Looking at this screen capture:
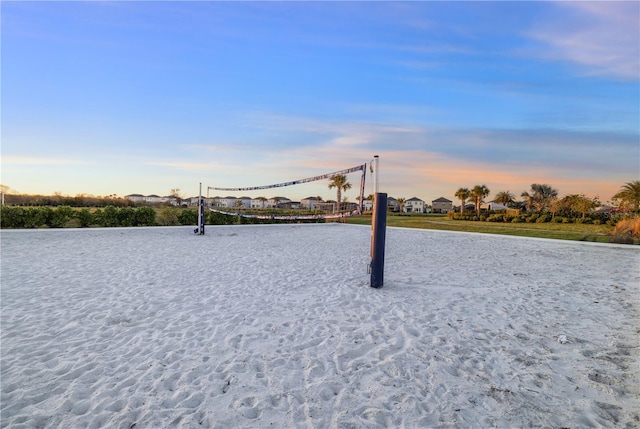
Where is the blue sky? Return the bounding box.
[2,1,638,204]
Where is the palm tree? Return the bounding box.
[257,196,268,209]
[328,174,352,213]
[613,180,640,213]
[522,183,558,212]
[470,185,490,216]
[520,191,534,212]
[454,188,471,214]
[494,191,515,208]
[396,197,406,213]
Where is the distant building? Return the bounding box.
[301,197,326,210]
[485,201,509,211]
[387,197,399,212]
[404,197,425,213]
[124,194,178,205]
[432,197,452,213]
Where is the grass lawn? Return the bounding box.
[346,213,615,243]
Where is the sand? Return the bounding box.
[1,224,639,428]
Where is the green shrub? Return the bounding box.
[511,217,523,223]
[47,206,74,228]
[158,208,179,226]
[76,208,93,227]
[24,207,51,228]
[487,214,504,222]
[536,214,551,223]
[101,206,119,227]
[118,207,136,227]
[134,207,156,226]
[0,206,25,228]
[178,209,198,225]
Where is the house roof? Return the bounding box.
[432,197,452,203]
[407,197,424,202]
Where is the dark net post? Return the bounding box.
[197,197,205,235]
[370,192,387,288]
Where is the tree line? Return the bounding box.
[450,181,640,224]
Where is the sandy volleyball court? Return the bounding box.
[1,224,639,428]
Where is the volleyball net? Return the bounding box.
[206,164,367,221]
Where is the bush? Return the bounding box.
[178,209,198,225]
[526,214,539,223]
[101,206,120,227]
[118,207,136,227]
[536,214,551,223]
[158,208,179,226]
[207,211,235,225]
[76,208,93,227]
[609,218,640,244]
[511,217,523,223]
[25,207,51,228]
[47,206,74,228]
[0,206,25,228]
[134,207,156,226]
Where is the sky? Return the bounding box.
[2,1,639,204]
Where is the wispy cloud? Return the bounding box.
[527,2,639,80]
[1,155,94,166]
[225,112,637,201]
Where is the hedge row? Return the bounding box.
[0,206,326,229]
[447,211,614,225]
[0,206,159,228]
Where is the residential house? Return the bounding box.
[387,197,399,212]
[125,194,145,203]
[218,196,238,208]
[404,197,425,213]
[237,196,252,209]
[251,197,269,209]
[485,201,509,211]
[124,194,178,205]
[432,197,453,213]
[268,197,291,208]
[301,197,323,210]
